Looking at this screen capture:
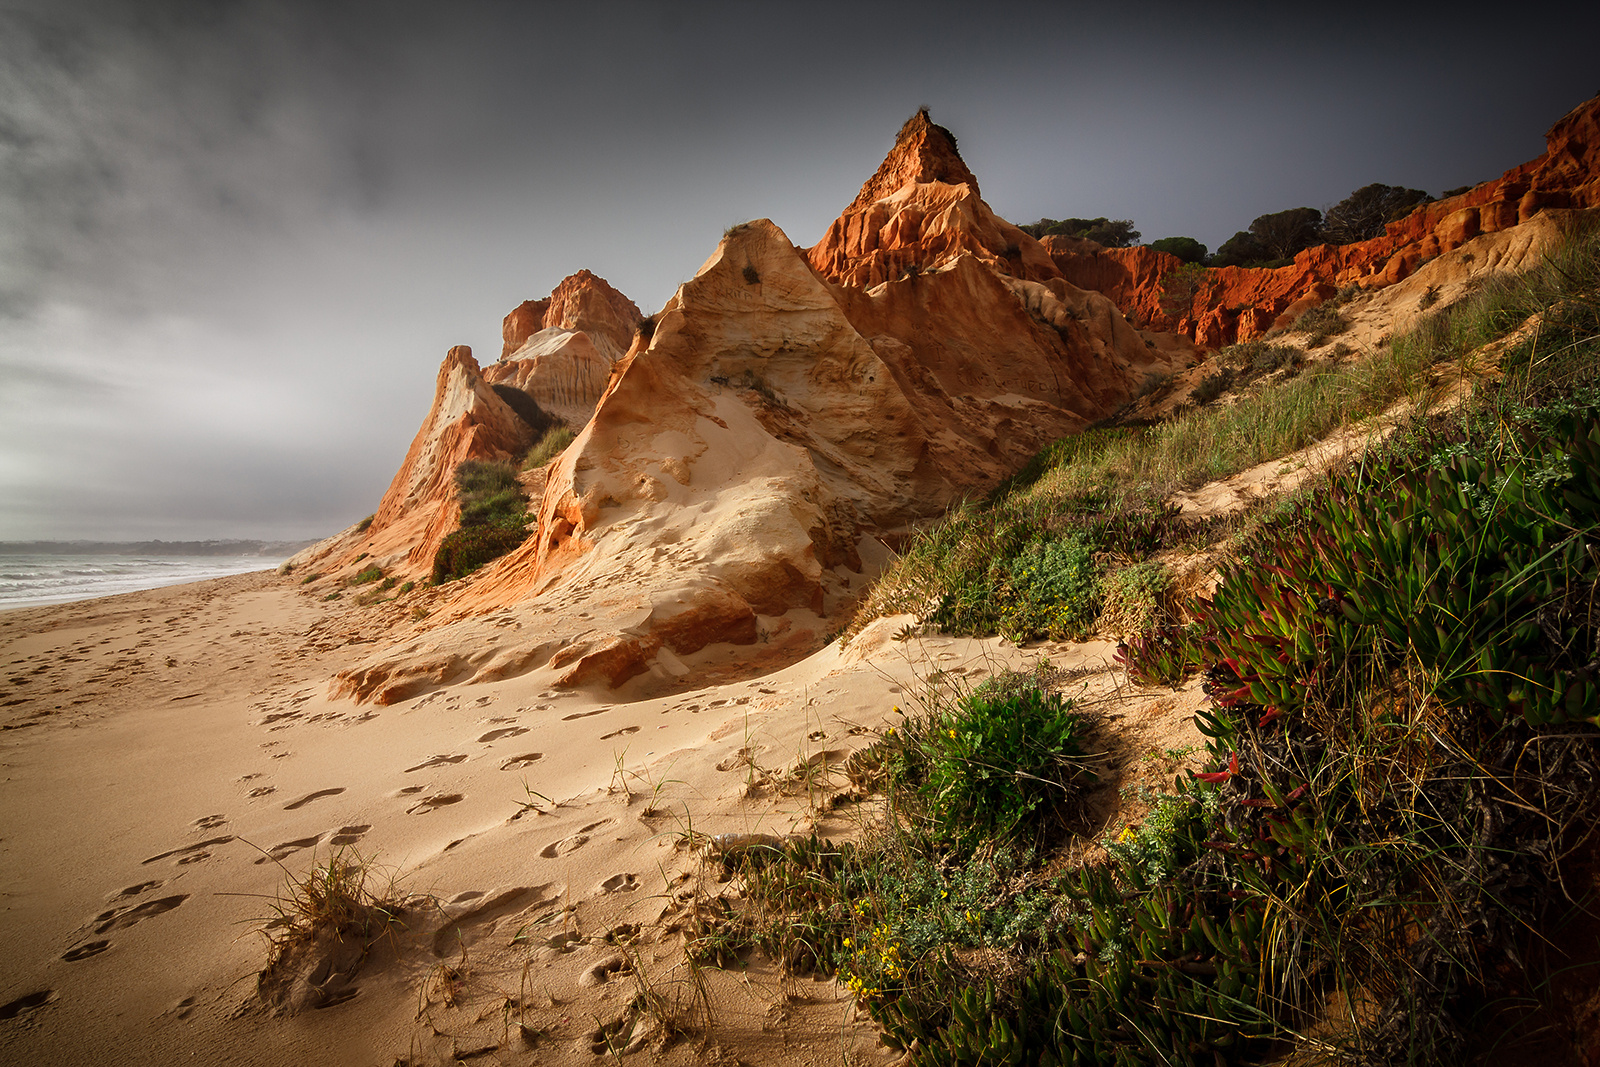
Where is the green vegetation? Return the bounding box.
[1321,182,1433,244]
[724,220,1600,1063]
[914,682,1095,847]
[523,425,575,470]
[1212,206,1323,268]
[430,458,531,584]
[1019,217,1140,247]
[346,564,383,586]
[1147,235,1207,263]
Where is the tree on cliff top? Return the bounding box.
[1148,236,1207,264]
[1322,183,1434,244]
[1019,217,1141,247]
[1212,207,1323,267]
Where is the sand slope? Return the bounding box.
[0,570,1203,1066]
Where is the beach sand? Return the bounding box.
[0,569,1204,1066]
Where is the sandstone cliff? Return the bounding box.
[1052,94,1600,348]
[489,270,643,427]
[326,111,1191,701]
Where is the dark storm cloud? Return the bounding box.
[2,0,1598,540]
[0,0,384,318]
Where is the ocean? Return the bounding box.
[0,552,289,610]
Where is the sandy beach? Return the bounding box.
[0,567,1205,1066]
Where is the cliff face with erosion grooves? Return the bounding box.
[1050,93,1600,348]
[293,271,640,587]
[355,346,534,575]
[324,112,1190,703]
[489,270,643,428]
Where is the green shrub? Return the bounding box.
[431,525,530,585]
[347,564,383,586]
[1149,235,1207,264]
[1292,299,1349,345]
[1096,560,1170,636]
[1191,367,1234,404]
[914,685,1094,846]
[431,458,531,582]
[1200,409,1600,729]
[997,534,1100,642]
[523,425,575,470]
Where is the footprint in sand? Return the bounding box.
[247,785,277,798]
[406,793,463,815]
[142,836,233,866]
[405,754,466,772]
[475,726,527,743]
[538,820,611,858]
[113,881,163,899]
[600,726,639,740]
[192,814,227,830]
[498,752,543,771]
[430,885,557,958]
[254,835,324,865]
[61,940,110,962]
[560,708,608,721]
[0,990,54,1021]
[328,824,370,846]
[91,895,188,934]
[597,873,638,894]
[579,954,630,987]
[283,787,345,810]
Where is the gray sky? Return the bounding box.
[2,0,1595,540]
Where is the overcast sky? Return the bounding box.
[2,0,1595,541]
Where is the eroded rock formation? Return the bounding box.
[490,270,643,428]
[1052,94,1600,348]
[322,110,1190,700]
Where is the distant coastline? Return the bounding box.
[0,542,317,609]
[0,538,317,557]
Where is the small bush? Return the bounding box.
[1096,561,1170,636]
[299,572,323,585]
[431,525,530,585]
[431,458,531,582]
[398,581,414,594]
[742,264,761,285]
[1293,299,1350,345]
[524,425,575,470]
[997,534,1101,642]
[355,514,373,533]
[914,684,1095,846]
[1191,367,1234,404]
[347,564,383,586]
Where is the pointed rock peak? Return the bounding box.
[501,270,643,359]
[849,108,979,210]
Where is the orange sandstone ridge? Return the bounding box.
[300,111,1188,701]
[299,96,1600,701]
[1053,94,1600,348]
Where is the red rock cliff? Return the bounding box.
[1052,94,1600,348]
